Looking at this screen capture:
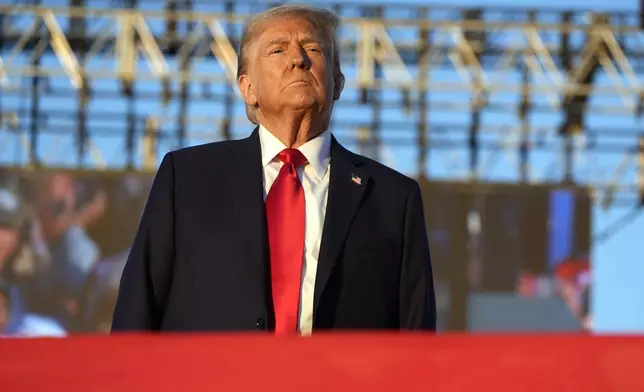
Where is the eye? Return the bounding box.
[270,49,283,55]
[307,47,321,53]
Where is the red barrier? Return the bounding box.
[1,334,643,391]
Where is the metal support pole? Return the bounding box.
[416,7,430,179]
[465,9,484,180]
[29,18,44,168]
[123,0,137,169]
[519,62,530,182]
[125,90,136,169]
[519,11,536,183]
[222,1,234,141]
[177,58,189,148]
[468,104,481,178]
[369,6,383,163]
[561,11,575,184]
[71,0,87,167]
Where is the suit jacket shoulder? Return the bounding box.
[169,136,247,168]
[339,146,420,197]
[164,133,259,189]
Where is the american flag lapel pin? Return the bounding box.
[351,174,362,185]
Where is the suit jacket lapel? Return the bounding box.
[227,127,271,305]
[314,137,370,311]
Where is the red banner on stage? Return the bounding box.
[1,334,643,391]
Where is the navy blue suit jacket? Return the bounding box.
[111,128,436,332]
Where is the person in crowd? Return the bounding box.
[554,257,590,330]
[0,186,51,314]
[0,278,66,337]
[33,173,102,329]
[79,250,128,332]
[0,186,26,282]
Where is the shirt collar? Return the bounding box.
[258,124,331,180]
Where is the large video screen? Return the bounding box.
[421,180,592,332]
[0,169,591,336]
[0,169,151,336]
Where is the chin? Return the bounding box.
[285,97,318,111]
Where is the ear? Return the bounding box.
[237,74,258,106]
[333,71,345,101]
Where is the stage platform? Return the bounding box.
[1,334,643,391]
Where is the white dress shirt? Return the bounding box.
[258,125,331,335]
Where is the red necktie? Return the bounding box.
[266,148,308,334]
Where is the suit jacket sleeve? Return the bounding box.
[111,153,176,331]
[399,182,437,330]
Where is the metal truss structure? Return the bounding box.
[1,1,644,208]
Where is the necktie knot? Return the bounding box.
[277,148,308,167]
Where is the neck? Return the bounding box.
[257,110,328,148]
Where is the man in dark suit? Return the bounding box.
[111,4,435,334]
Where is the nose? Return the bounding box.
[291,47,311,69]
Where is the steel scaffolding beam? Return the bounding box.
[0,2,643,207]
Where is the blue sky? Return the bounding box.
[1,0,641,332]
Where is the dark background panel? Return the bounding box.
[573,194,592,259]
[419,181,471,331]
[418,181,592,331]
[479,187,550,292]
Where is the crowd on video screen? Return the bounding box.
[0,169,592,336]
[0,169,151,336]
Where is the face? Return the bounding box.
[0,227,19,269]
[0,292,8,332]
[36,174,76,240]
[238,17,342,121]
